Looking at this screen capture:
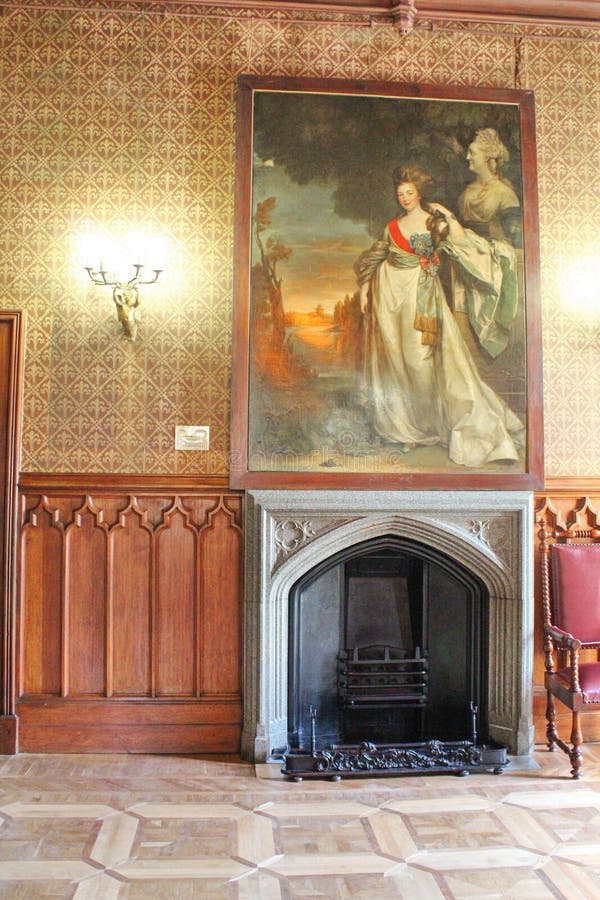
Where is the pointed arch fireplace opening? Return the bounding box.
[242,490,534,764]
[288,535,489,753]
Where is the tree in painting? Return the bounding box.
[251,197,318,387]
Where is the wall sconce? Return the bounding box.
[79,228,168,341]
[84,263,162,342]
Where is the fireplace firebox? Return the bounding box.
[288,537,488,753]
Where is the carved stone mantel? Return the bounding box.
[243,490,534,762]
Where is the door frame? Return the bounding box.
[0,310,25,753]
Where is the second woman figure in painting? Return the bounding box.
[355,164,524,468]
[458,127,522,246]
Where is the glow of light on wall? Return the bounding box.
[556,251,600,326]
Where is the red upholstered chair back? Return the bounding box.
[550,544,600,644]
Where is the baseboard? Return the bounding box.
[0,715,18,754]
[17,724,241,754]
[16,698,242,753]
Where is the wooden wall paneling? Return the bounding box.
[0,311,25,753]
[109,501,152,696]
[16,481,244,754]
[65,500,107,696]
[19,500,63,697]
[199,499,243,696]
[155,502,198,697]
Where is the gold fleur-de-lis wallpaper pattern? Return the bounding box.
[0,1,598,476]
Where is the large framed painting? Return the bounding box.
[230,76,543,489]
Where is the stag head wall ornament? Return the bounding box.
[85,263,162,341]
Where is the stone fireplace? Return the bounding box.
[242,490,534,762]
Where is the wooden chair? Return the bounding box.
[539,520,600,778]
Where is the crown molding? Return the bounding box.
[141,0,600,26]
[4,1,598,26]
[395,0,600,26]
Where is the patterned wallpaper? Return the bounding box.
[0,1,598,476]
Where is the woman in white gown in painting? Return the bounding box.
[355,165,524,468]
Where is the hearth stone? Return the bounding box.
[242,490,534,762]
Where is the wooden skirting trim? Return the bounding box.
[17,698,242,753]
[0,716,18,755]
[17,697,243,725]
[17,724,241,754]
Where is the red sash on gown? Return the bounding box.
[387,218,414,253]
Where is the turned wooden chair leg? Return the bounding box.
[545,691,558,750]
[569,711,583,779]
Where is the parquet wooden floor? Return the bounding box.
[0,744,599,898]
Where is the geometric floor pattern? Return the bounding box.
[1,745,600,898]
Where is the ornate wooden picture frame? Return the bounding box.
[230,75,543,489]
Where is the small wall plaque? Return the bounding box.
[175,425,210,451]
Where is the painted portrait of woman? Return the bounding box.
[355,164,524,467]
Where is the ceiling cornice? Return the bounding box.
[395,0,599,19]
[391,0,600,25]
[148,0,600,26]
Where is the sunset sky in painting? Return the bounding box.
[251,162,370,314]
